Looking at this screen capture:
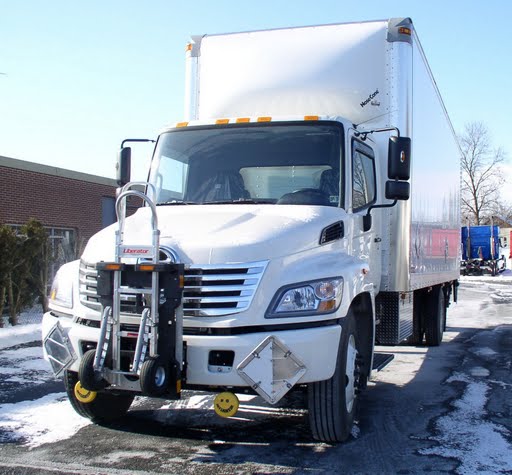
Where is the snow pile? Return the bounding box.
[489,290,512,304]
[0,346,53,385]
[460,272,512,303]
[0,392,91,447]
[419,373,512,474]
[0,323,42,351]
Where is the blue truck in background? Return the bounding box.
[461,225,507,276]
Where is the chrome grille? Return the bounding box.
[79,260,138,312]
[79,260,268,317]
[79,261,101,311]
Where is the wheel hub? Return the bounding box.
[345,334,358,412]
[154,366,166,387]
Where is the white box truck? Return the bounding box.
[42,18,461,442]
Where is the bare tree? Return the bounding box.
[460,122,507,225]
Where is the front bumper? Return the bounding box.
[42,312,341,390]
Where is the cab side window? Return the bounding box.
[352,143,376,211]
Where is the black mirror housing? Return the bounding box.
[388,136,411,180]
[117,147,132,186]
[385,180,410,200]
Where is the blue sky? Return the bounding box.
[1,0,511,182]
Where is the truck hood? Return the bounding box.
[83,204,346,264]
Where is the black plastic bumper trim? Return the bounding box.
[183,318,341,336]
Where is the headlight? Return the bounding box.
[266,277,343,318]
[49,267,74,309]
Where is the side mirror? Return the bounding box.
[116,147,131,186]
[388,136,411,180]
[385,180,410,200]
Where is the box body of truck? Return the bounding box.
[42,18,460,442]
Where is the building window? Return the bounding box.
[47,227,76,278]
[9,224,76,282]
[102,196,116,228]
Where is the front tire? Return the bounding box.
[65,370,134,423]
[308,313,361,442]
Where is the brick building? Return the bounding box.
[0,155,118,266]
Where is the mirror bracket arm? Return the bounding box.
[362,200,398,232]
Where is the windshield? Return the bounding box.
[148,122,344,207]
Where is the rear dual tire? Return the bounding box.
[425,286,446,346]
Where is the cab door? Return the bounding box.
[349,136,380,286]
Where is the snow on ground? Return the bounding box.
[419,373,512,475]
[0,392,91,447]
[0,346,52,385]
[0,323,42,351]
[0,314,92,447]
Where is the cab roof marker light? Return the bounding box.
[216,118,230,124]
[236,118,250,123]
[398,27,412,35]
[257,117,272,122]
[185,43,193,52]
[304,115,319,121]
[176,122,189,128]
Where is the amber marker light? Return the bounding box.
[179,275,185,288]
[318,300,336,312]
[257,116,272,122]
[398,27,412,35]
[185,43,193,52]
[139,264,155,271]
[176,122,189,128]
[104,263,122,271]
[304,115,319,121]
[236,117,250,123]
[216,118,230,124]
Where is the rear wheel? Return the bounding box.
[425,286,446,346]
[308,313,361,442]
[64,370,134,423]
[408,292,425,345]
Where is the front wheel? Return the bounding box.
[64,370,134,423]
[308,313,361,442]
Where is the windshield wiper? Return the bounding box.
[156,200,198,206]
[202,198,276,205]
